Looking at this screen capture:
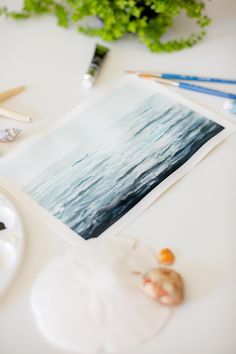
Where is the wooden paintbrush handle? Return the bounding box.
[0,86,26,102]
[0,107,31,122]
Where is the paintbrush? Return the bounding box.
[132,74,236,100]
[0,107,31,123]
[0,86,31,122]
[0,86,26,102]
[126,70,236,84]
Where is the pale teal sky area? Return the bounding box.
[1,80,170,186]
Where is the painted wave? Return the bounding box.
[24,95,224,239]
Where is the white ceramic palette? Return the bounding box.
[0,191,24,297]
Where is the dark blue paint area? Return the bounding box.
[24,95,224,239]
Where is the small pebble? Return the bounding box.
[157,248,175,265]
[142,267,184,306]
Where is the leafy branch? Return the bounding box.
[0,0,211,52]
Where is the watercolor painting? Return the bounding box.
[0,80,225,239]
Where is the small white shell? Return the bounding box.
[0,128,21,142]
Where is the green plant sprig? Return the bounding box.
[0,0,211,52]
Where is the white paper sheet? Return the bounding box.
[0,76,234,243]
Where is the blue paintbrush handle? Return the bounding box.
[162,73,236,84]
[178,82,236,99]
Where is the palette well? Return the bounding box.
[0,191,24,297]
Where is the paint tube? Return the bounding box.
[83,44,109,88]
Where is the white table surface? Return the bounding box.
[0,1,236,353]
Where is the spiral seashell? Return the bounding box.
[0,128,21,142]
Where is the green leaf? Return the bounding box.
[0,0,211,53]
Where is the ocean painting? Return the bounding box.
[19,86,224,239]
